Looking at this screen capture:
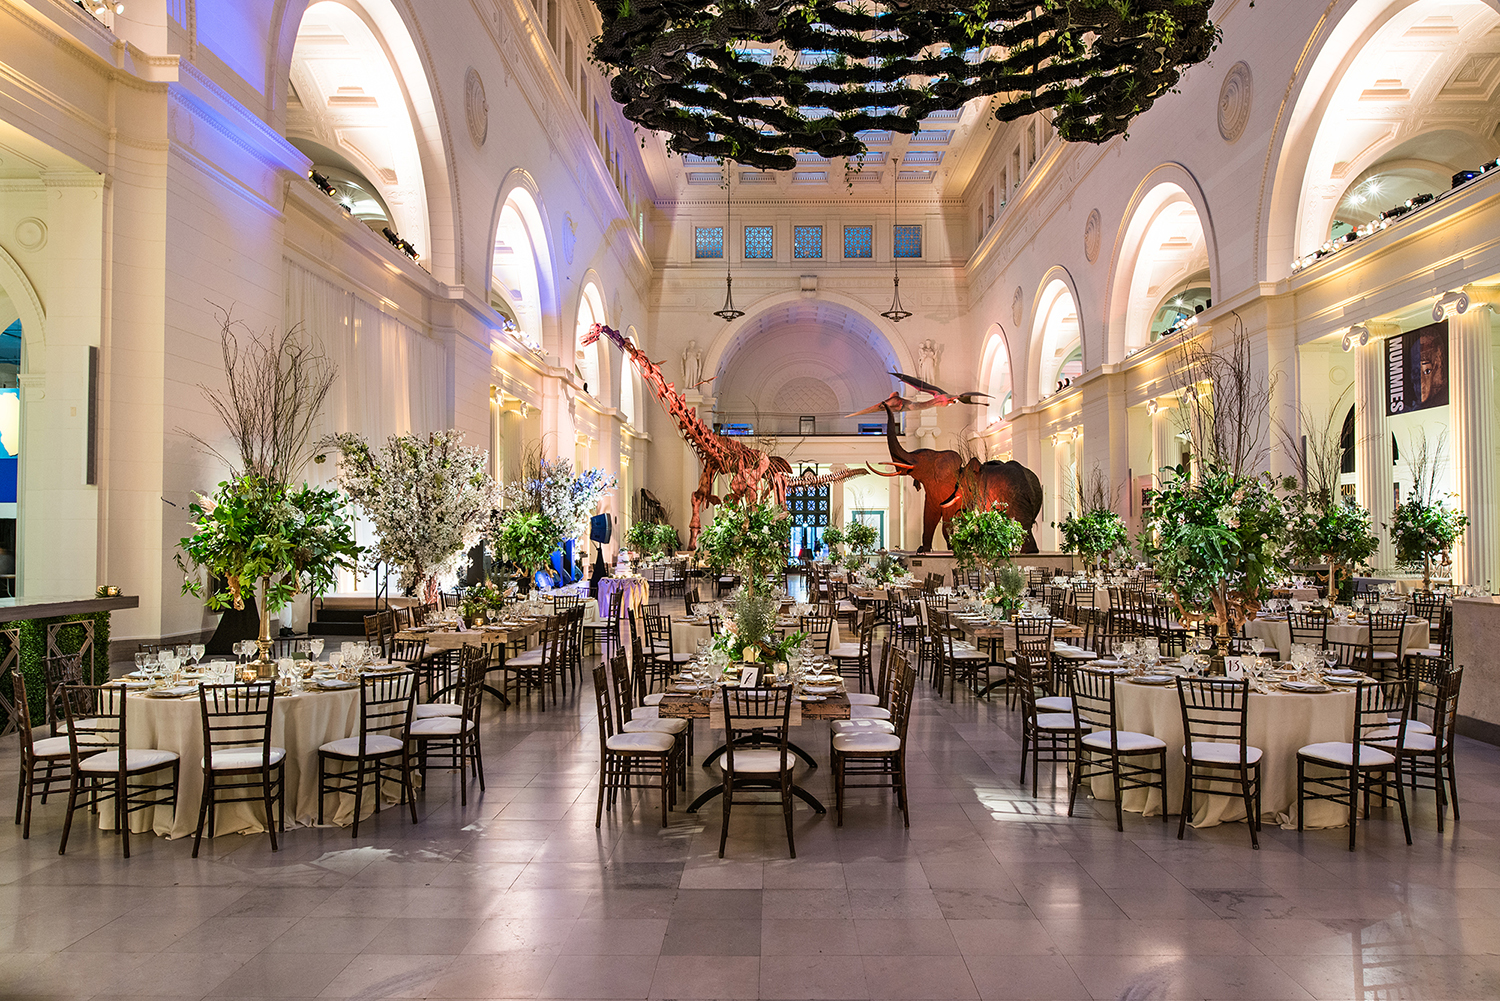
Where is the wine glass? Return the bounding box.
[133,652,147,674]
[310,637,325,661]
[1250,636,1267,662]
[1323,648,1340,674]
[190,643,206,667]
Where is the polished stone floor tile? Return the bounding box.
[3,619,1500,1000]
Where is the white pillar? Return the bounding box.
[1450,304,1497,588]
[1151,403,1178,487]
[1355,338,1394,571]
[1266,311,1299,482]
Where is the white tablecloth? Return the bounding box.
[1088,679,1355,829]
[597,575,649,619]
[116,680,368,839]
[1244,618,1430,660]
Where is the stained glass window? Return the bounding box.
[744,226,773,259]
[793,225,823,259]
[843,225,872,259]
[694,226,723,259]
[893,224,922,259]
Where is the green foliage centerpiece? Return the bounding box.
[176,314,362,671]
[948,503,1027,584]
[1284,494,1379,602]
[491,510,564,594]
[1387,431,1468,589]
[699,499,802,673]
[1056,509,1129,576]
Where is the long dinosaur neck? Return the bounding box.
[592,323,722,456]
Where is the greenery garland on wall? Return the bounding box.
[591,0,1219,170]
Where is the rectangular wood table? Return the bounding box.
[657,689,850,814]
[395,620,546,706]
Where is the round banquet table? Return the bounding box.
[110,675,407,839]
[671,616,842,655]
[1087,678,1356,829]
[1243,617,1430,660]
[597,575,649,619]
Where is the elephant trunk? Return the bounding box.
[884,404,916,467]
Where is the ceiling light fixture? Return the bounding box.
[712,164,744,322]
[881,158,911,323]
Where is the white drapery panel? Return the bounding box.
[284,260,448,593]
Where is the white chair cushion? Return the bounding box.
[1036,696,1072,712]
[1367,730,1441,752]
[631,706,661,719]
[1387,716,1432,734]
[29,735,72,758]
[642,693,664,706]
[849,705,891,720]
[846,693,880,706]
[506,650,545,666]
[950,649,989,661]
[624,717,687,735]
[1054,649,1096,661]
[653,652,695,665]
[1370,651,1398,661]
[829,643,862,659]
[320,734,405,757]
[1081,730,1166,753]
[414,703,463,718]
[1297,741,1397,767]
[833,732,902,753]
[606,731,674,753]
[204,746,287,770]
[830,718,895,735]
[717,748,789,773]
[1184,741,1262,765]
[410,716,473,736]
[79,748,179,773]
[1034,713,1075,731]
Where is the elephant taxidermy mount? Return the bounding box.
[869,405,1043,554]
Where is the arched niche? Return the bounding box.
[278,0,459,283]
[1105,169,1217,361]
[708,298,906,435]
[1261,0,1500,277]
[978,324,1014,425]
[1028,271,1085,404]
[489,176,558,356]
[574,280,607,401]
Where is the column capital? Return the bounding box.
[1462,284,1500,308]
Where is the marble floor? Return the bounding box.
[3,636,1500,1001]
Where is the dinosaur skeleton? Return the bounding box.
[583,323,864,547]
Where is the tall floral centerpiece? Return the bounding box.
[319,430,498,603]
[1144,464,1288,670]
[699,498,801,671]
[176,315,362,669]
[1284,492,1379,601]
[948,504,1027,584]
[491,510,563,595]
[500,455,615,586]
[1390,500,1467,590]
[1055,508,1129,576]
[821,525,845,561]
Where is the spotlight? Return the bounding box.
[1433,290,1470,322]
[1340,325,1370,352]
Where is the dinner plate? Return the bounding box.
[797,694,827,702]
[1324,669,1362,678]
[1130,675,1177,685]
[804,675,839,684]
[145,686,197,698]
[314,679,356,690]
[1324,675,1367,686]
[1091,659,1121,667]
[1280,681,1332,693]
[1091,666,1130,675]
[803,684,839,694]
[672,683,710,692]
[116,680,153,689]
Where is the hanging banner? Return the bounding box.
[1386,319,1449,415]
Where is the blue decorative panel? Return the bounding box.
[793,225,823,259]
[694,226,723,259]
[844,226,872,259]
[744,226,773,259]
[893,224,922,259]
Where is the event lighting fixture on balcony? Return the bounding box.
[589,1,1218,170]
[713,168,744,321]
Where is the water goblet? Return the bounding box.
[134,652,147,674]
[190,643,206,667]
[310,637,325,661]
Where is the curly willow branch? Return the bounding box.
[591,0,1219,170]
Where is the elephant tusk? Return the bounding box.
[865,462,911,478]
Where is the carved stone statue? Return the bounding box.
[682,340,703,388]
[917,339,939,388]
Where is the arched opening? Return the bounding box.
[1033,278,1083,399]
[574,283,606,399]
[979,325,1014,425]
[491,188,551,354]
[285,0,449,273]
[1110,181,1213,357]
[712,300,902,435]
[1265,0,1500,276]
